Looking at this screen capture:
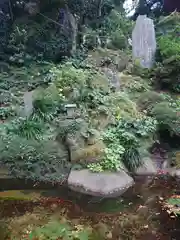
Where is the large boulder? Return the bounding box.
[67,169,134,197]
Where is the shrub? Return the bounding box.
[110,30,127,49]
[6,117,46,140]
[152,34,180,92]
[151,102,180,135]
[109,92,140,119]
[137,91,164,112]
[46,62,90,89]
[32,84,65,121]
[88,115,157,172]
[0,132,69,181]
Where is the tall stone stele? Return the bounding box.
[132,14,156,69]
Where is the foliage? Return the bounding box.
[120,74,150,94]
[110,29,128,49]
[88,116,157,172]
[46,62,90,89]
[32,84,65,121]
[46,62,113,112]
[102,9,133,37]
[5,117,46,140]
[137,91,164,112]
[151,101,180,135]
[99,9,133,49]
[0,105,16,120]
[7,15,73,62]
[28,220,90,240]
[109,92,140,119]
[0,61,54,93]
[152,15,180,93]
[0,132,69,181]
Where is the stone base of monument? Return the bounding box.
[67,169,134,198]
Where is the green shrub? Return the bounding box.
[88,116,157,172]
[137,91,164,112]
[102,10,133,38]
[6,117,46,140]
[0,133,69,181]
[152,34,180,92]
[47,62,90,89]
[151,102,180,135]
[111,30,127,49]
[32,84,64,121]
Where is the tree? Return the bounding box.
[132,0,180,20]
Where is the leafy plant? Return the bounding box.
[111,29,127,49]
[46,62,90,89]
[0,132,69,181]
[88,116,157,172]
[152,29,180,92]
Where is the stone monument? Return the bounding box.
[132,15,156,69]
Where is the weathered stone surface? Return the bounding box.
[68,169,134,197]
[86,129,101,145]
[102,67,120,90]
[132,15,156,69]
[135,157,158,175]
[23,91,34,117]
[84,48,129,71]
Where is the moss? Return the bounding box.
[110,92,140,119]
[85,48,129,70]
[71,140,106,163]
[120,74,150,93]
[0,191,41,201]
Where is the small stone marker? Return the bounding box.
[102,67,120,91]
[23,91,34,117]
[132,15,156,69]
[65,104,77,118]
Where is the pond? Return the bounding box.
[0,176,179,240]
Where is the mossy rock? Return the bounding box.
[84,48,129,71]
[119,73,150,93]
[109,92,140,119]
[91,71,110,92]
[70,140,106,163]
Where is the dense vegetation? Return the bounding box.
[0,1,180,240]
[0,0,179,181]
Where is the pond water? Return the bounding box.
[0,176,179,240]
